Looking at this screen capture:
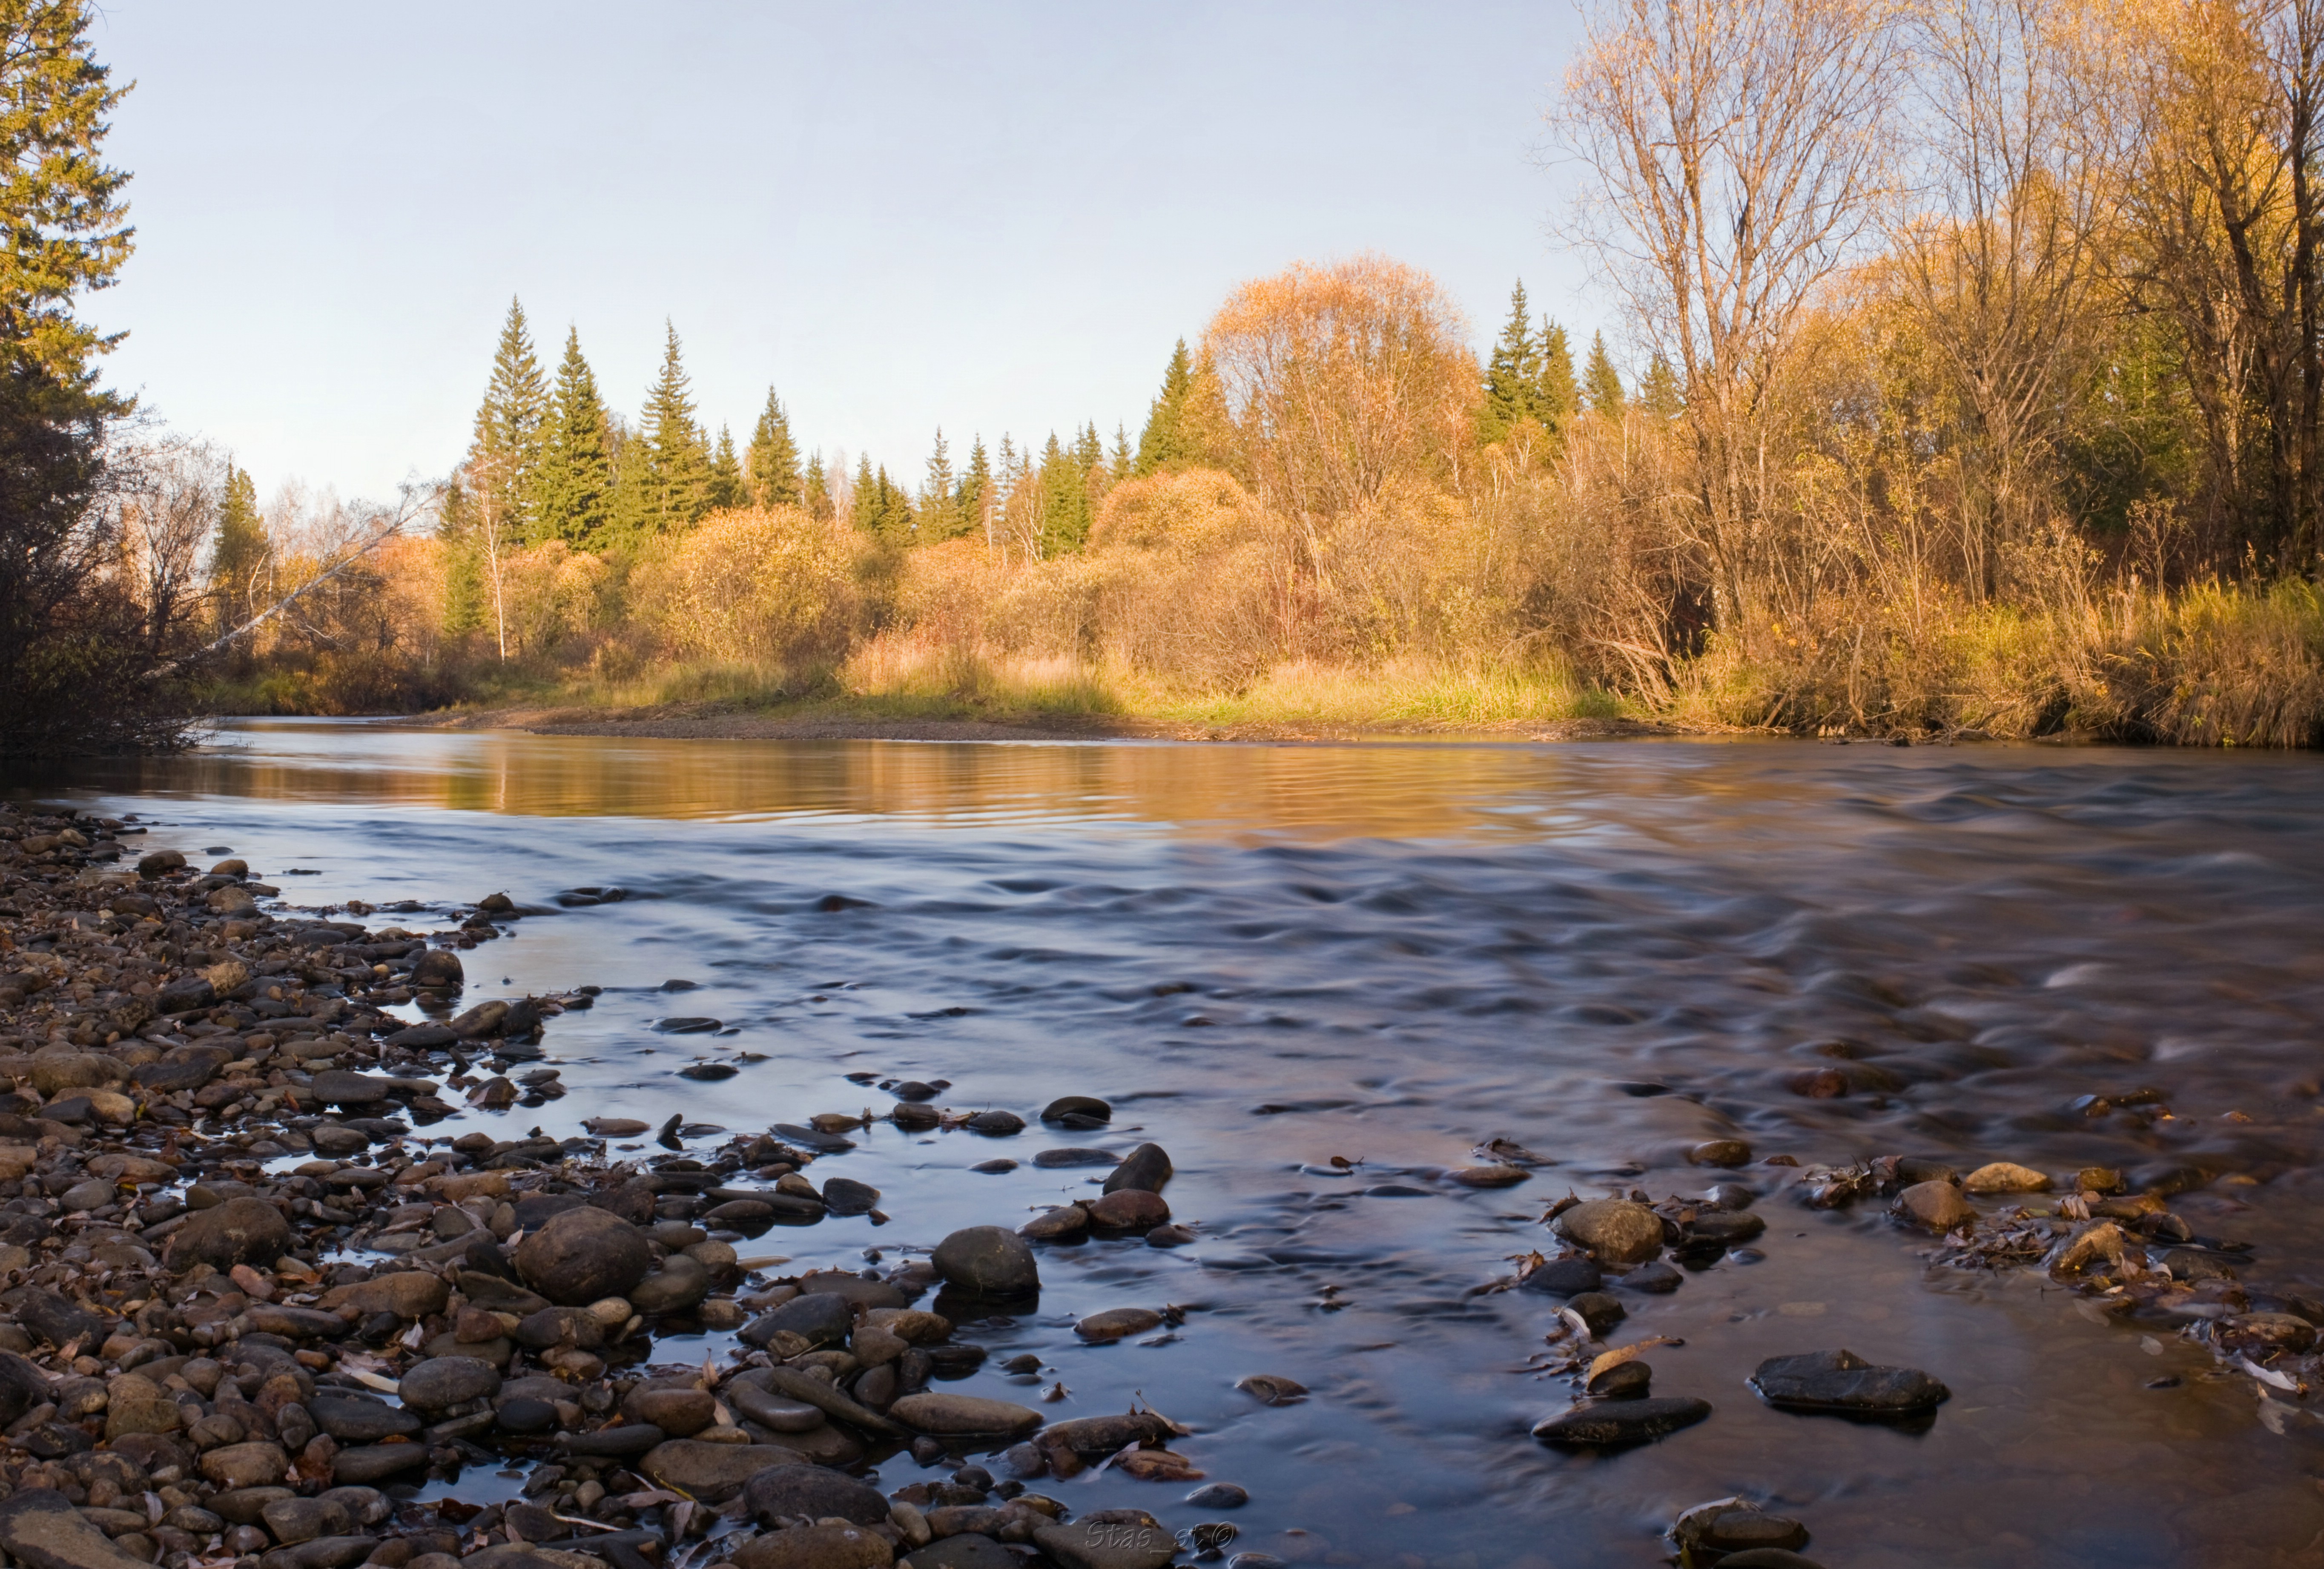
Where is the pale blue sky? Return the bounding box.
[94,3,1597,502]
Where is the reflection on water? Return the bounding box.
[23,721,2324,1569]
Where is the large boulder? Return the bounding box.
[930,1227,1039,1297]
[514,1206,651,1306]
[165,1198,291,1273]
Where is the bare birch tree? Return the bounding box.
[1552,0,1904,630]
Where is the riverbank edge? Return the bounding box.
[408,703,1718,745]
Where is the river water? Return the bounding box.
[22,721,2324,1569]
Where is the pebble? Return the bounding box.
[1447,1164,1530,1187]
[743,1462,893,1526]
[1586,1360,1652,1399]
[1962,1161,2052,1195]
[1688,1139,1752,1167]
[887,1391,1045,1435]
[1019,1205,1090,1241]
[731,1523,895,1569]
[1041,1095,1113,1126]
[964,1110,1025,1137]
[1522,1256,1603,1296]
[1553,1199,1665,1264]
[1235,1374,1307,1406]
[1086,1188,1170,1231]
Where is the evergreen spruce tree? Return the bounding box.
[956,435,990,539]
[1537,321,1580,435]
[919,428,959,540]
[634,322,713,534]
[1479,282,1543,445]
[535,327,613,550]
[1134,339,1195,474]
[1037,433,1091,554]
[708,425,746,512]
[1583,333,1627,418]
[1639,353,1683,417]
[1072,422,1104,473]
[209,464,267,628]
[1111,423,1132,477]
[852,454,878,533]
[746,388,804,508]
[469,298,548,536]
[1182,349,1240,477]
[804,448,832,520]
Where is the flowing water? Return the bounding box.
[22,720,2324,1568]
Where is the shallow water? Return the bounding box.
[23,721,2324,1568]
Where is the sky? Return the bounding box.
[92,2,1599,504]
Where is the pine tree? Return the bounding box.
[1182,348,1240,477]
[852,454,878,533]
[535,327,613,549]
[1479,282,1543,445]
[1036,432,1091,553]
[633,322,713,534]
[1537,321,1580,435]
[804,448,832,520]
[209,464,267,626]
[1584,333,1627,418]
[1111,423,1132,477]
[709,425,746,512]
[458,298,548,540]
[956,435,990,540]
[1134,339,1196,475]
[746,388,803,508]
[1639,353,1683,417]
[919,428,959,540]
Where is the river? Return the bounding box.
[21,719,2324,1569]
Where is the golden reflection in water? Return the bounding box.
[66,719,1673,839]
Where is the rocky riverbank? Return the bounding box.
[0,802,1224,1569]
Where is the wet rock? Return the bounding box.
[728,1382,829,1434]
[261,1497,351,1546]
[1587,1361,1651,1399]
[1675,1500,1812,1559]
[1567,1291,1626,1337]
[0,1486,155,1569]
[1962,1161,2051,1195]
[931,1226,1039,1297]
[514,1205,651,1305]
[822,1177,881,1215]
[1554,1200,1664,1264]
[1235,1375,1306,1406]
[514,1306,605,1350]
[1146,1223,1196,1247]
[165,1197,292,1272]
[155,976,215,1014]
[1032,1520,1177,1569]
[306,1396,419,1444]
[732,1525,893,1569]
[410,950,464,989]
[1689,1139,1752,1167]
[1716,1554,1827,1569]
[201,1440,290,1489]
[1041,1096,1112,1126]
[495,1398,557,1434]
[1018,1206,1088,1241]
[743,1463,892,1527]
[319,1273,447,1319]
[743,1292,855,1350]
[329,1444,431,1484]
[1186,1483,1248,1509]
[641,1441,812,1503]
[1748,1349,1950,1416]
[888,1392,1043,1436]
[2050,1221,2129,1277]
[2221,1312,2319,1355]
[1100,1143,1172,1195]
[964,1110,1024,1137]
[1086,1189,1169,1231]
[396,1357,502,1413]
[1447,1165,1529,1188]
[1076,1308,1162,1343]
[1531,1397,1712,1447]
[1521,1256,1602,1296]
[625,1386,717,1436]
[903,1537,1017,1569]
[137,848,185,877]
[628,1255,712,1315]
[1894,1180,1973,1232]
[1683,1211,1766,1247]
[306,1069,396,1108]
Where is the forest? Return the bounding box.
[15,0,2324,751]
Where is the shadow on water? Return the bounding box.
[18,719,2324,1568]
